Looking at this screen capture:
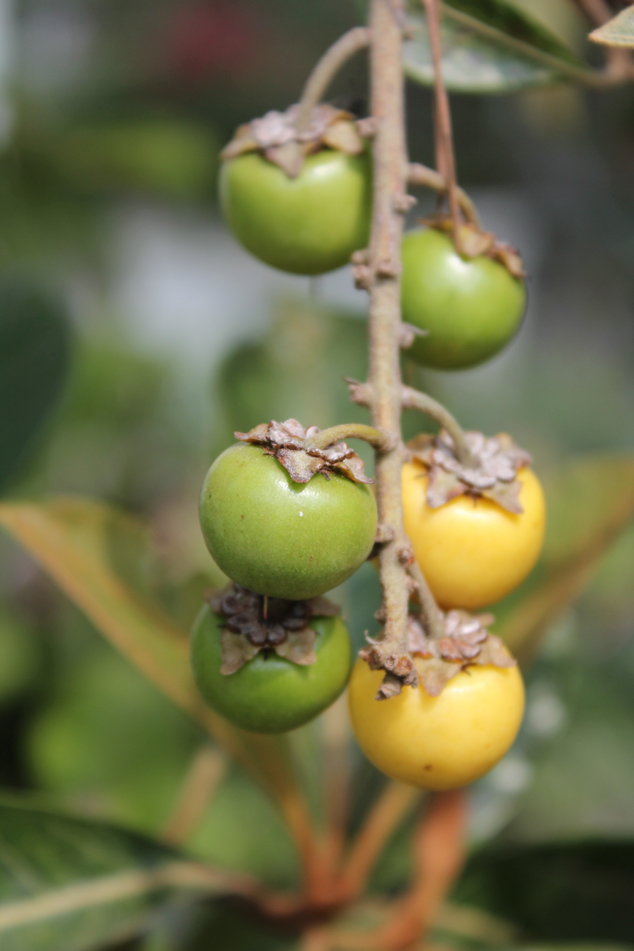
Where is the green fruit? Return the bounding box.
[191,604,352,733]
[401,229,527,370]
[199,443,377,600]
[219,149,372,275]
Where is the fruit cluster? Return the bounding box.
[191,102,546,791]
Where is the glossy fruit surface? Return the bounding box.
[348,656,524,789]
[219,149,372,275]
[200,444,377,600]
[191,604,352,733]
[402,462,545,610]
[401,229,526,370]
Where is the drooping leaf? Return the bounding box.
[403,0,591,93]
[454,839,634,943]
[0,281,72,493]
[495,455,634,662]
[0,500,315,850]
[0,794,244,951]
[590,7,634,48]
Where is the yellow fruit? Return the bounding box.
[402,462,546,609]
[348,657,525,789]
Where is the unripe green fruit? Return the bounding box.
[219,149,372,275]
[191,604,352,733]
[401,229,527,370]
[199,444,378,600]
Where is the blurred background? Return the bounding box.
[0,0,633,942]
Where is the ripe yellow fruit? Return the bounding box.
[348,657,525,789]
[402,462,546,609]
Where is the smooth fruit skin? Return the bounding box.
[191,604,352,733]
[401,229,526,370]
[200,444,378,600]
[402,463,545,610]
[219,150,372,275]
[348,657,525,789]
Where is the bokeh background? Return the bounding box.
[0,0,633,947]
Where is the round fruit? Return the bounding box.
[219,149,372,275]
[348,656,524,789]
[191,604,352,733]
[199,443,378,600]
[401,229,526,370]
[402,462,545,610]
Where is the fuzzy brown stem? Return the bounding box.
[308,423,392,451]
[295,27,372,133]
[408,561,445,640]
[401,386,475,466]
[423,0,463,251]
[407,162,480,227]
[366,0,411,662]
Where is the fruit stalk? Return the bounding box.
[307,423,392,452]
[401,386,476,466]
[295,26,372,134]
[423,0,462,250]
[407,162,480,227]
[365,0,412,661]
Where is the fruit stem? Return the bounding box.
[364,0,412,664]
[408,561,445,640]
[407,162,480,228]
[295,26,372,134]
[401,386,476,467]
[308,423,392,452]
[423,0,463,253]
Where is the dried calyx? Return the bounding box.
[360,639,419,701]
[208,584,340,675]
[221,103,368,178]
[408,429,531,514]
[236,418,373,485]
[407,610,515,696]
[425,213,526,279]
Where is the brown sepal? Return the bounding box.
[360,638,419,700]
[408,611,515,697]
[220,630,260,675]
[236,418,373,485]
[422,214,527,280]
[275,628,317,666]
[209,583,340,675]
[408,429,531,514]
[221,104,366,177]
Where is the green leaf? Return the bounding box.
[403,0,590,93]
[0,500,316,851]
[454,839,634,943]
[0,794,237,951]
[495,455,634,663]
[0,281,71,493]
[590,7,634,48]
[51,120,219,200]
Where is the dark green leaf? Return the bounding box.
[454,839,634,943]
[0,795,239,951]
[0,281,71,492]
[403,0,590,93]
